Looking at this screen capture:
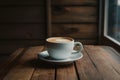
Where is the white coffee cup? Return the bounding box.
[46,37,83,59]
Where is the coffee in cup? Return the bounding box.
[46,37,83,59]
[47,37,72,43]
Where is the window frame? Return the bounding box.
[104,0,120,46]
[99,0,120,52]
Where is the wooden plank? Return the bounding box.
[0,39,96,55]
[52,0,97,6]
[0,24,46,39]
[0,40,45,45]
[51,24,97,38]
[0,45,24,54]
[76,39,97,45]
[46,0,52,37]
[31,46,55,80]
[101,46,120,62]
[75,46,102,80]
[52,6,97,23]
[0,48,24,80]
[0,0,45,5]
[102,37,120,52]
[0,7,45,23]
[0,55,9,64]
[84,45,120,80]
[56,64,78,80]
[101,46,120,74]
[3,46,44,80]
[0,40,45,54]
[31,61,55,80]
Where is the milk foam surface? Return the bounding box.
[47,37,72,43]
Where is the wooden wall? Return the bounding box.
[0,0,98,55]
[50,0,98,44]
[0,0,46,54]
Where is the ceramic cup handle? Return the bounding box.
[74,42,83,53]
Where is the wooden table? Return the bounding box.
[0,45,120,80]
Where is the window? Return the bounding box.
[104,0,120,46]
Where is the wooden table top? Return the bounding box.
[0,45,120,80]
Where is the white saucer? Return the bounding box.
[38,50,83,63]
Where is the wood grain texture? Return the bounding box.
[75,46,102,80]
[0,45,120,80]
[52,6,97,23]
[0,0,45,5]
[84,45,120,80]
[51,24,97,38]
[101,46,120,73]
[101,46,120,61]
[31,61,55,80]
[0,40,45,54]
[0,7,45,23]
[56,64,78,80]
[0,45,24,54]
[76,39,97,45]
[0,55,9,64]
[3,46,44,80]
[46,0,52,37]
[52,0,97,6]
[28,46,55,80]
[0,48,24,80]
[0,24,46,39]
[0,0,46,56]
[102,37,120,52]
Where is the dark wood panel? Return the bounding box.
[0,0,45,5]
[52,24,97,39]
[0,45,22,54]
[76,39,97,45]
[0,55,9,64]
[46,0,52,37]
[52,0,97,6]
[0,40,45,45]
[0,40,45,54]
[52,6,97,23]
[0,24,46,39]
[0,7,45,23]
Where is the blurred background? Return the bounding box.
[0,0,98,56]
[0,0,120,63]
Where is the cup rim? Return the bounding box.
[46,37,74,43]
